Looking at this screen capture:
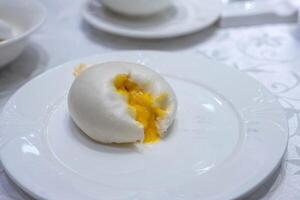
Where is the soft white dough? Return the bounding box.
[68,62,177,143]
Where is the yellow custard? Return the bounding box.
[114,74,167,143]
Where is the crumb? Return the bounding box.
[73,64,87,77]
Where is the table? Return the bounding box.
[1,0,300,199]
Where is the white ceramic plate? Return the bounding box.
[0,51,288,200]
[82,0,222,39]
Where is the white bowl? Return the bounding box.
[0,0,46,68]
[99,0,171,16]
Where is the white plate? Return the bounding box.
[82,0,222,39]
[0,51,288,200]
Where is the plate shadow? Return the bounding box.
[0,42,48,108]
[68,116,142,154]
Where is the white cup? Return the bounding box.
[100,0,171,17]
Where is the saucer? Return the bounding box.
[82,0,222,39]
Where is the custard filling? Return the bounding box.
[114,74,167,143]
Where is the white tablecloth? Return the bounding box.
[1,0,300,199]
